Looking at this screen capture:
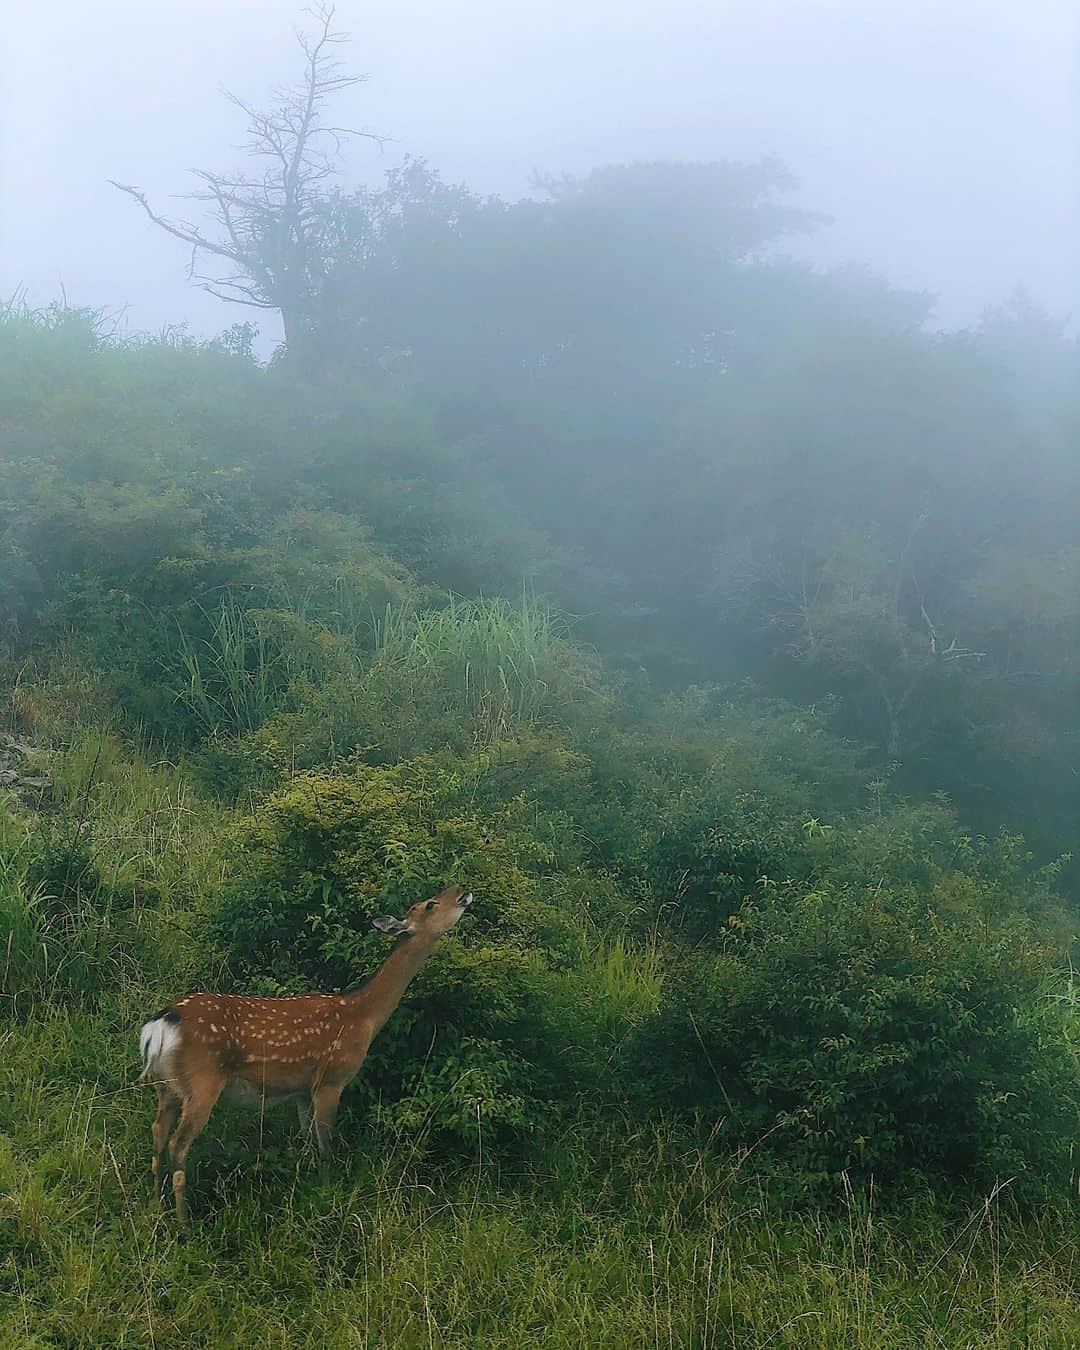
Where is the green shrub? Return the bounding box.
[205,757,609,1147]
[635,883,1079,1196]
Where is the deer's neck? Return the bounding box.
[349,936,435,1035]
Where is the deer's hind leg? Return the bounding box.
[151,1085,182,1202]
[168,1074,225,1227]
[312,1082,344,1162]
[296,1096,313,1143]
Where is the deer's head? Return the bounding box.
[372,884,473,942]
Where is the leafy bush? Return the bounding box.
[205,757,612,1146]
[208,759,553,985]
[636,882,1079,1196]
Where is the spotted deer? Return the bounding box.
[138,883,472,1225]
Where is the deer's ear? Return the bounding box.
[372,915,410,936]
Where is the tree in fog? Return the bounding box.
[111,5,379,370]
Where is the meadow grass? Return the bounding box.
[0,1013,1077,1350]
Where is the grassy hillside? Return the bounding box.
[0,306,1077,1345]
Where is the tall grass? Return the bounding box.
[0,849,47,1001]
[0,732,224,1011]
[175,599,287,737]
[174,596,359,740]
[371,596,600,743]
[47,729,223,897]
[582,936,665,1041]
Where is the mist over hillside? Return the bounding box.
[1,5,1077,1345]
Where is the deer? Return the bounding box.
[138,883,472,1225]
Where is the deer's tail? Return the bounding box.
[138,1007,181,1084]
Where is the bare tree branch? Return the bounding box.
[108,182,241,264]
[110,3,382,366]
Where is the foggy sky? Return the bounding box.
[3,1,1077,342]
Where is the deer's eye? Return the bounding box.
[425,900,437,911]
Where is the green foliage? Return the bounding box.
[204,756,610,1146]
[190,598,606,792]
[196,725,1078,1188]
[208,760,548,987]
[3,268,1077,883]
[637,885,1078,1196]
[373,1033,539,1142]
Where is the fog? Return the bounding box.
[3,0,1077,339]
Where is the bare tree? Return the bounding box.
[111,5,381,368]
